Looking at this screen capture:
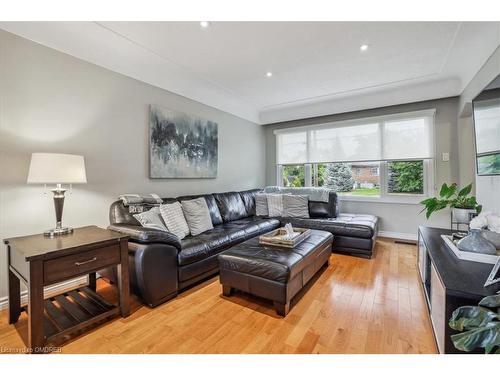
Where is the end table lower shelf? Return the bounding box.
[43,286,120,345]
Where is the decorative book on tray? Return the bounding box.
[259,223,311,248]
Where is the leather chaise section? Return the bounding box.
[282,213,377,239]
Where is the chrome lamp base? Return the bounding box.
[43,184,73,237]
[44,226,74,237]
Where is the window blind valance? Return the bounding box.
[274,109,435,164]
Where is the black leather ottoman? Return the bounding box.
[217,230,333,316]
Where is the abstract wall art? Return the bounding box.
[149,105,218,178]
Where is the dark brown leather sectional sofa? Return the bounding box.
[106,189,378,307]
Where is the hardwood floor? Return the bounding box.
[0,238,437,354]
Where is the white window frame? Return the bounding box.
[275,109,437,205]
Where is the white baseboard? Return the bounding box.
[0,276,88,311]
[379,231,418,242]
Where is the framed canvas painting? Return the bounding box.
[149,105,218,178]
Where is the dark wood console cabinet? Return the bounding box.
[417,226,499,354]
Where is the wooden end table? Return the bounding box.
[4,225,130,353]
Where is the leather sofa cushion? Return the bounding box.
[177,194,223,226]
[282,213,378,239]
[218,230,333,283]
[177,217,280,266]
[214,192,249,222]
[228,217,280,238]
[108,224,182,250]
[239,189,261,216]
[178,254,220,283]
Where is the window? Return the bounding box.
[313,162,381,197]
[275,109,435,202]
[281,165,305,187]
[387,160,424,195]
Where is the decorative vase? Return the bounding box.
[457,229,497,255]
[452,207,476,224]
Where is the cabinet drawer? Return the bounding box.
[44,245,120,285]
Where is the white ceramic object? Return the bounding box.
[487,214,500,233]
[470,215,488,229]
[481,230,500,250]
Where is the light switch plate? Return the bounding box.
[442,152,449,162]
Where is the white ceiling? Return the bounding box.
[1,21,499,124]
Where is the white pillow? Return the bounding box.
[181,198,214,236]
[267,194,284,217]
[133,207,168,231]
[159,202,190,239]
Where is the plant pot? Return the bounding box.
[452,207,476,224]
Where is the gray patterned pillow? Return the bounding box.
[181,198,214,236]
[133,207,168,231]
[159,202,190,239]
[255,194,269,216]
[267,194,284,217]
[283,195,310,218]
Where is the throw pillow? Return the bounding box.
[283,195,310,218]
[133,207,168,231]
[267,194,285,217]
[255,193,269,216]
[181,198,214,236]
[159,201,190,239]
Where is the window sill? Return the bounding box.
[338,195,426,205]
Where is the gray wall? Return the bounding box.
[264,97,460,237]
[459,44,500,215]
[0,30,265,299]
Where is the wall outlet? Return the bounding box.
[442,152,450,162]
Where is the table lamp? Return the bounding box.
[27,153,87,237]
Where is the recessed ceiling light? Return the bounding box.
[266,72,273,77]
[200,21,210,28]
[360,44,369,52]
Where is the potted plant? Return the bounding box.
[449,294,500,353]
[420,183,482,223]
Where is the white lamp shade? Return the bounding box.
[27,153,87,184]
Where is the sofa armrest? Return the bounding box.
[108,224,181,251]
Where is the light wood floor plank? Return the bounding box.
[0,238,436,354]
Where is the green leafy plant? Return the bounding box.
[420,183,482,219]
[449,294,500,353]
